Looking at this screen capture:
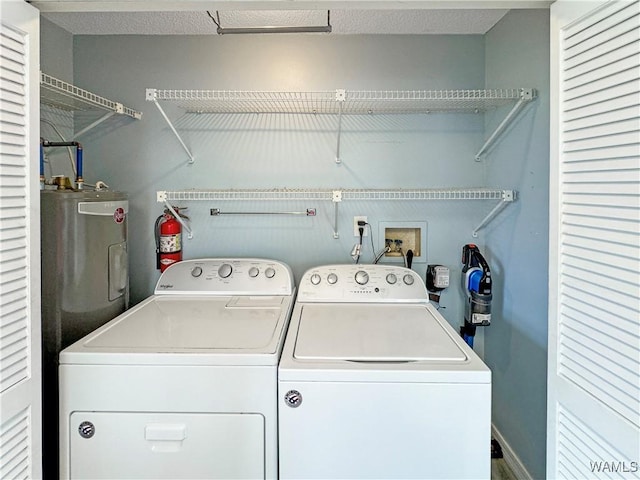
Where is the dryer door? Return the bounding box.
[69,411,264,479]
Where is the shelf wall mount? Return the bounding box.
[472,189,516,237]
[41,72,142,138]
[474,88,536,161]
[157,191,194,239]
[157,188,516,239]
[146,88,195,164]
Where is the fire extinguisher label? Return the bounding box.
[160,234,181,252]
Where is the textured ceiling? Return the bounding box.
[42,9,509,35]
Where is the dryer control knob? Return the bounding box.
[355,270,369,285]
[191,266,203,277]
[403,274,415,285]
[248,267,260,278]
[327,273,338,284]
[218,263,233,278]
[284,390,303,408]
[386,273,397,284]
[310,273,321,285]
[265,267,276,278]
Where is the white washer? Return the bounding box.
[278,264,491,479]
[59,258,295,480]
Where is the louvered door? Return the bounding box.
[0,1,41,479]
[548,1,640,478]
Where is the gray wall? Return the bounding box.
[485,10,550,480]
[40,13,550,474]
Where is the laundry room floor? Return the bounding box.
[491,458,519,480]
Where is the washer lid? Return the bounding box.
[84,296,283,350]
[60,294,292,366]
[293,304,467,362]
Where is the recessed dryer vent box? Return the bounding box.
[378,221,428,264]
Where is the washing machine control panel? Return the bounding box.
[298,264,428,302]
[154,258,294,295]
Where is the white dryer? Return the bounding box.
[278,264,491,479]
[59,258,295,480]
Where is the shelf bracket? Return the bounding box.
[146,89,195,164]
[163,199,193,239]
[157,191,194,239]
[475,88,535,161]
[472,190,516,237]
[332,190,342,238]
[74,111,116,138]
[335,89,345,164]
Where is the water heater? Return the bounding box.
[40,189,129,479]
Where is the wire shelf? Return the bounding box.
[150,89,525,115]
[159,188,511,202]
[41,72,142,119]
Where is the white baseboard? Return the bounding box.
[492,424,534,480]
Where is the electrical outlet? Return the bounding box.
[353,216,368,237]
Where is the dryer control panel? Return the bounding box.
[154,258,294,295]
[297,264,428,303]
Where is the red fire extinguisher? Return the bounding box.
[155,208,187,272]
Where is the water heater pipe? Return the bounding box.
[41,140,84,190]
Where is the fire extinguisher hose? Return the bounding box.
[154,214,164,270]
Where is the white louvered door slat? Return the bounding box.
[0,1,41,479]
[549,1,640,478]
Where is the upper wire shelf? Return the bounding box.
[41,72,142,119]
[158,188,510,202]
[149,89,525,115]
[146,87,535,163]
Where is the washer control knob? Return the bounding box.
[284,390,303,408]
[310,273,321,285]
[327,273,338,284]
[355,270,369,285]
[191,266,203,278]
[218,263,233,278]
[248,267,260,278]
[403,274,415,285]
[386,273,397,284]
[265,267,276,278]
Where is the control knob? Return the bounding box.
[310,273,321,285]
[386,273,397,284]
[327,273,338,284]
[265,267,276,278]
[248,267,260,278]
[218,263,233,278]
[191,266,203,278]
[403,274,415,285]
[355,270,369,285]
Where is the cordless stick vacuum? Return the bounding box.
[461,244,492,348]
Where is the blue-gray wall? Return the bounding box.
[485,10,550,480]
[40,18,75,178]
[70,33,493,342]
[40,13,550,475]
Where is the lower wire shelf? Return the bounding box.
[156,188,516,238]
